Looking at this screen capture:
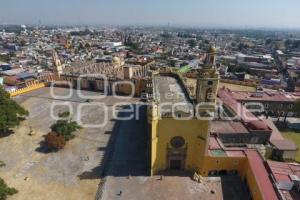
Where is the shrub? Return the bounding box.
[0,178,18,200]
[51,120,81,141]
[45,132,66,150]
[44,112,81,150]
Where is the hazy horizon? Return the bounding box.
[1,0,300,29]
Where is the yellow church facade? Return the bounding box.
[147,48,277,200]
[147,47,220,175]
[149,116,211,175]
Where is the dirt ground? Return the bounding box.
[0,87,249,200]
[0,123,99,200]
[102,175,223,200]
[0,87,139,200]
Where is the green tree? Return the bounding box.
[58,111,71,119]
[0,178,18,200]
[228,65,251,74]
[45,112,81,150]
[294,99,300,117]
[51,120,81,141]
[129,42,140,50]
[78,42,84,51]
[265,38,272,45]
[187,39,197,48]
[19,39,26,46]
[0,54,10,63]
[85,43,91,48]
[50,112,81,141]
[0,86,28,135]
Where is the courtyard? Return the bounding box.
[0,87,140,200]
[0,87,250,200]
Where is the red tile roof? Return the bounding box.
[267,160,300,182]
[208,136,222,150]
[211,121,249,134]
[270,139,298,151]
[247,120,270,131]
[218,88,258,123]
[218,88,275,132]
[230,91,298,103]
[266,160,300,200]
[262,119,284,141]
[245,150,279,200]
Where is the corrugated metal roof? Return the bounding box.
[16,72,35,79]
[1,68,24,76]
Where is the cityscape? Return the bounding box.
[1,1,300,200]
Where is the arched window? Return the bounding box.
[210,56,214,64]
[205,88,213,102]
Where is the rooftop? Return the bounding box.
[153,75,192,115]
[217,87,258,123]
[229,90,299,103]
[211,121,249,135]
[1,68,25,76]
[245,150,279,200]
[270,139,298,151]
[266,160,300,200]
[268,160,300,181]
[63,62,127,79]
[247,120,271,131]
[262,118,284,141]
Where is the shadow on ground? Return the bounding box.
[0,130,14,138]
[157,170,194,178]
[78,104,149,180]
[35,140,62,154]
[220,175,249,200]
[0,117,26,138]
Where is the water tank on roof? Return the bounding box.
[289,174,300,184]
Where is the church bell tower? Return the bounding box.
[52,51,63,80]
[196,46,220,112]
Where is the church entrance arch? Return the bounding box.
[167,136,187,171]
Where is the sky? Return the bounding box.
[0,0,300,29]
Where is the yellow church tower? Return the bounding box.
[148,46,219,175]
[52,51,64,80]
[196,46,220,113]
